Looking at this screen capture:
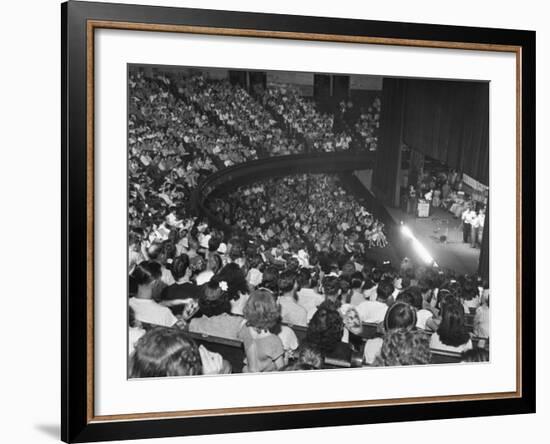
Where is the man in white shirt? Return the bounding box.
[461,205,477,244]
[278,270,308,326]
[356,280,394,323]
[129,297,178,327]
[296,269,324,313]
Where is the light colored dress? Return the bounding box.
[237,325,284,373]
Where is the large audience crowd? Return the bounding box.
[127,70,489,378]
[206,174,388,255]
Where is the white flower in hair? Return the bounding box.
[219,281,229,292]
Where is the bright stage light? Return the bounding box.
[400,224,436,265]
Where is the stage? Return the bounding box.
[385,206,480,276]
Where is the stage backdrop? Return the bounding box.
[373,77,489,206]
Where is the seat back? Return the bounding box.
[430,348,463,364]
[284,323,308,343]
[324,342,364,369]
[185,331,245,373]
[360,322,381,340]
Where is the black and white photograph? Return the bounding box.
[127,64,490,378]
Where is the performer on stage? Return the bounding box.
[461,205,475,244]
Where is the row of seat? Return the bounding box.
[185,321,488,372]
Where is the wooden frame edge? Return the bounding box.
[84,18,525,425]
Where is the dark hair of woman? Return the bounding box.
[376,279,394,301]
[462,278,479,301]
[131,261,162,286]
[383,301,417,331]
[305,302,344,354]
[322,276,340,297]
[293,342,324,369]
[129,328,202,378]
[363,278,376,291]
[350,272,364,289]
[398,286,423,310]
[208,236,221,253]
[297,268,312,288]
[215,263,248,300]
[243,289,281,332]
[248,253,264,270]
[370,267,382,283]
[208,253,223,274]
[260,266,279,294]
[278,270,297,293]
[198,279,231,317]
[437,301,471,347]
[170,254,190,281]
[374,329,431,367]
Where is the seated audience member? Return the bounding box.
[297,268,324,313]
[159,254,201,314]
[340,304,364,350]
[129,261,178,327]
[361,278,377,302]
[273,321,299,363]
[216,263,250,315]
[129,327,227,377]
[307,276,341,321]
[238,289,285,372]
[356,279,394,323]
[188,279,245,339]
[195,253,222,286]
[305,302,345,356]
[364,302,417,364]
[144,241,176,287]
[473,289,490,339]
[399,286,433,330]
[260,266,279,294]
[461,347,489,363]
[462,277,481,313]
[349,272,366,306]
[291,343,325,369]
[277,270,308,326]
[430,301,473,353]
[246,254,264,289]
[373,328,431,367]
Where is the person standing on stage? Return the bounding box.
[461,205,475,244]
[407,184,417,215]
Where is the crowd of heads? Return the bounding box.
[129,230,490,377]
[206,174,388,257]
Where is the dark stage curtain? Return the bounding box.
[402,79,489,185]
[372,78,406,205]
[478,199,489,283]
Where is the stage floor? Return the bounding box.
[385,206,480,276]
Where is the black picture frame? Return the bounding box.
[61,1,536,442]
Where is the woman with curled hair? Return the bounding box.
[129,327,225,378]
[188,279,245,340]
[237,289,285,373]
[430,300,473,353]
[305,302,344,355]
[364,302,417,364]
[373,328,431,367]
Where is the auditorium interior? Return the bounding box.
[128,64,490,376]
